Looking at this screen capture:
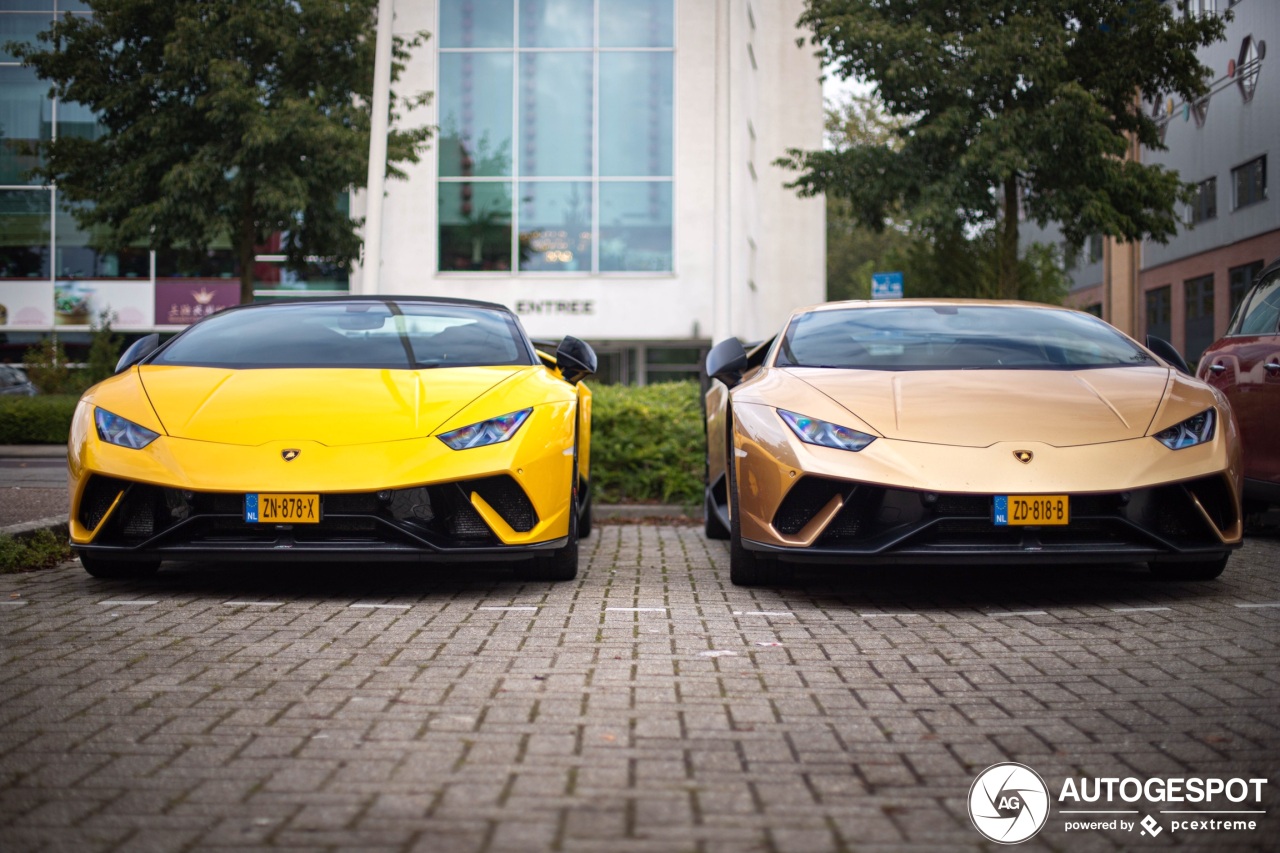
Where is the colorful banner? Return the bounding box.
[154,279,240,326]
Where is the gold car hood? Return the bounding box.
[138,365,525,446]
[788,366,1172,448]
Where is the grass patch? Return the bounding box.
[0,526,72,574]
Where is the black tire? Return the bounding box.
[78,551,161,580]
[1149,554,1229,581]
[704,488,730,540]
[517,493,580,582]
[579,481,593,539]
[727,456,789,586]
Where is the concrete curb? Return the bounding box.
[0,446,67,459]
[0,517,67,540]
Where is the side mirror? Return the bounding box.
[554,336,597,384]
[115,334,160,374]
[1145,335,1191,376]
[706,337,749,388]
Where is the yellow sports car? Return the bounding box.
[68,297,595,581]
[703,300,1243,585]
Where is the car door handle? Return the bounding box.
[1266,362,1280,372]
[1208,363,1226,374]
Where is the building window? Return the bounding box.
[1184,274,1214,363]
[1083,303,1103,318]
[0,188,50,280]
[1146,285,1171,343]
[437,0,674,274]
[1228,260,1264,321]
[1232,156,1267,210]
[1087,233,1104,264]
[1190,177,1216,224]
[1237,36,1261,103]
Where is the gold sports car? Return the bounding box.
[703,300,1243,586]
[69,297,595,581]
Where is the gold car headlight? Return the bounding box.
[778,409,876,452]
[1153,409,1215,450]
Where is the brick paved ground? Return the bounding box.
[1,527,1278,852]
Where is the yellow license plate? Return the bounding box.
[246,494,320,524]
[994,495,1069,526]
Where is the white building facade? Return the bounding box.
[353,0,826,383]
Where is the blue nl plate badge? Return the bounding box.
[993,495,1008,526]
[245,494,259,523]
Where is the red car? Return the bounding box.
[1197,257,1280,512]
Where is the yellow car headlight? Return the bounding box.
[438,408,532,450]
[94,407,160,449]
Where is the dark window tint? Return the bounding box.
[1231,272,1280,336]
[1232,156,1267,209]
[151,301,534,369]
[1228,260,1264,320]
[774,306,1154,371]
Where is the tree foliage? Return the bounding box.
[11,0,432,303]
[783,0,1227,298]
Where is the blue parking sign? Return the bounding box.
[871,271,904,299]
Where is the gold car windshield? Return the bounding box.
[151,300,536,369]
[775,305,1157,371]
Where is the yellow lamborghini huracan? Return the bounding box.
[703,301,1243,586]
[68,297,595,580]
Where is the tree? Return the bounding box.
[823,92,1067,304]
[12,0,431,304]
[782,1,1227,299]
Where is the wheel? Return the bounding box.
[78,551,161,580]
[1148,554,1229,581]
[727,456,789,586]
[517,492,580,582]
[704,488,730,540]
[579,481,593,539]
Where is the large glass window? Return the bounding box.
[0,13,51,63]
[0,188,49,279]
[518,181,591,271]
[439,181,514,271]
[1228,260,1264,320]
[0,65,48,184]
[1183,274,1214,363]
[1232,156,1266,209]
[1146,285,1172,343]
[438,0,674,274]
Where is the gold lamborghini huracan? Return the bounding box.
[69,297,595,581]
[703,300,1243,586]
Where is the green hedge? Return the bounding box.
[0,395,79,445]
[589,380,705,506]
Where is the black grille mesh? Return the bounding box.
[773,478,844,535]
[469,476,538,532]
[79,475,125,531]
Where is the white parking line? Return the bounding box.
[223,601,285,607]
[348,604,411,610]
[1235,602,1280,609]
[1110,606,1172,613]
[99,600,158,606]
[733,611,793,617]
[478,606,539,611]
[606,607,667,612]
[988,610,1049,617]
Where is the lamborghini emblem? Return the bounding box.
[1013,450,1033,464]
[281,449,301,462]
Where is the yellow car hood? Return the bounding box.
[788,366,1173,448]
[138,364,526,446]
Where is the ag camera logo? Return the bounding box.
[969,762,1050,844]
